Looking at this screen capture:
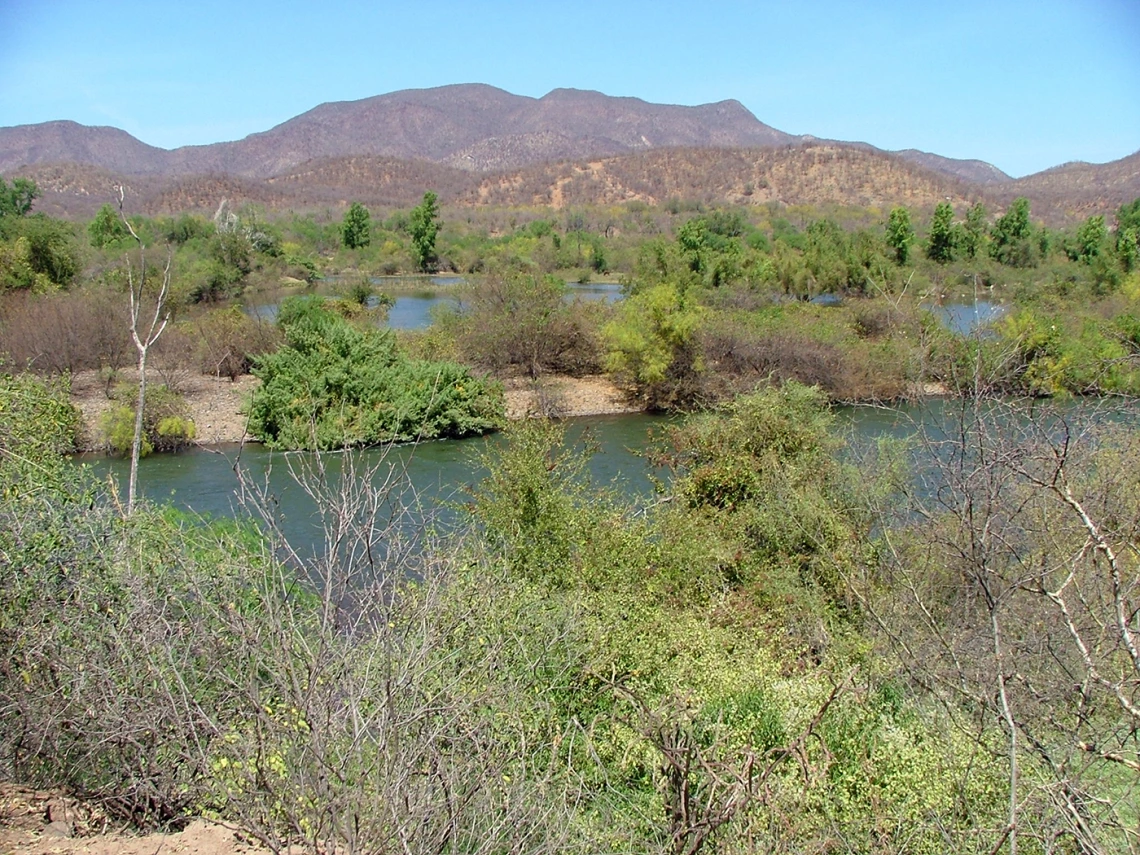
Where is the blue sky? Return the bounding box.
[1,0,1137,178]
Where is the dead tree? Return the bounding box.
[116,186,171,514]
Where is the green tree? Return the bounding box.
[1114,198,1140,271]
[1071,214,1107,263]
[926,202,955,263]
[958,202,988,259]
[0,177,38,217]
[409,191,440,272]
[342,201,371,250]
[602,281,704,409]
[990,197,1034,266]
[88,203,131,248]
[885,206,914,265]
[248,297,503,450]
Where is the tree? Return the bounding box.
[854,400,1140,853]
[115,187,172,514]
[960,202,988,259]
[341,201,371,250]
[88,203,130,248]
[1072,214,1107,263]
[885,206,914,265]
[409,191,440,272]
[926,201,955,263]
[0,177,38,218]
[990,197,1034,266]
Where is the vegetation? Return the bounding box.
[246,296,504,449]
[4,369,1137,853]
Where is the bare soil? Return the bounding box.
[0,784,262,855]
[68,370,641,452]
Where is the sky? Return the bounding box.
[1,0,1137,179]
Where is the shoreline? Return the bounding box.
[68,370,643,453]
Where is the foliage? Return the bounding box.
[885,206,914,265]
[341,201,371,249]
[857,399,1140,854]
[990,196,1036,266]
[97,383,196,456]
[603,281,704,409]
[0,214,80,291]
[247,297,504,449]
[88,203,131,249]
[0,176,38,218]
[443,271,603,378]
[926,201,955,263]
[409,191,440,272]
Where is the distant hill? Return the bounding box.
[0,84,801,178]
[891,149,1012,186]
[2,84,1135,222]
[16,144,986,221]
[997,150,1140,221]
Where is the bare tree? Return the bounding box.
[852,396,1140,854]
[115,186,171,513]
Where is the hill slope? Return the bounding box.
[1,84,801,178]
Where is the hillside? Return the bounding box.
[3,84,1135,223]
[0,84,800,179]
[17,143,990,219]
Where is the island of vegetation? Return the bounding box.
[1,172,1139,854]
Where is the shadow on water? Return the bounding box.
[78,414,673,560]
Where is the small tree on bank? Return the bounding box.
[116,187,171,514]
[410,191,440,272]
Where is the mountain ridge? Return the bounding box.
[2,85,1135,222]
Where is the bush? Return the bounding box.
[447,272,604,378]
[247,297,504,450]
[97,383,196,456]
[0,288,131,374]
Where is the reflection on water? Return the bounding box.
[927,299,1008,336]
[243,277,625,331]
[78,414,672,557]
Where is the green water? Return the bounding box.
[78,399,1139,555]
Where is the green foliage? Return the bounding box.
[247,297,504,449]
[0,214,80,291]
[0,373,79,462]
[603,281,704,409]
[97,383,196,456]
[88,203,131,249]
[409,191,440,272]
[885,206,914,265]
[926,201,955,263]
[960,201,987,258]
[656,382,865,631]
[990,196,1036,266]
[0,176,38,217]
[341,201,371,249]
[1071,214,1108,262]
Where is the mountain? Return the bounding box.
[891,149,1012,186]
[0,84,801,179]
[998,150,1140,220]
[0,120,171,176]
[3,85,1134,222]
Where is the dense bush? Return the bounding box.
[247,297,504,449]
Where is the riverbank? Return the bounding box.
[68,370,641,452]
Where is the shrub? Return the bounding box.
[247,297,504,450]
[97,383,196,456]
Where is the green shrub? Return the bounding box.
[247,297,504,450]
[97,383,196,456]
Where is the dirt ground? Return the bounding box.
[0,785,262,855]
[68,370,640,452]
